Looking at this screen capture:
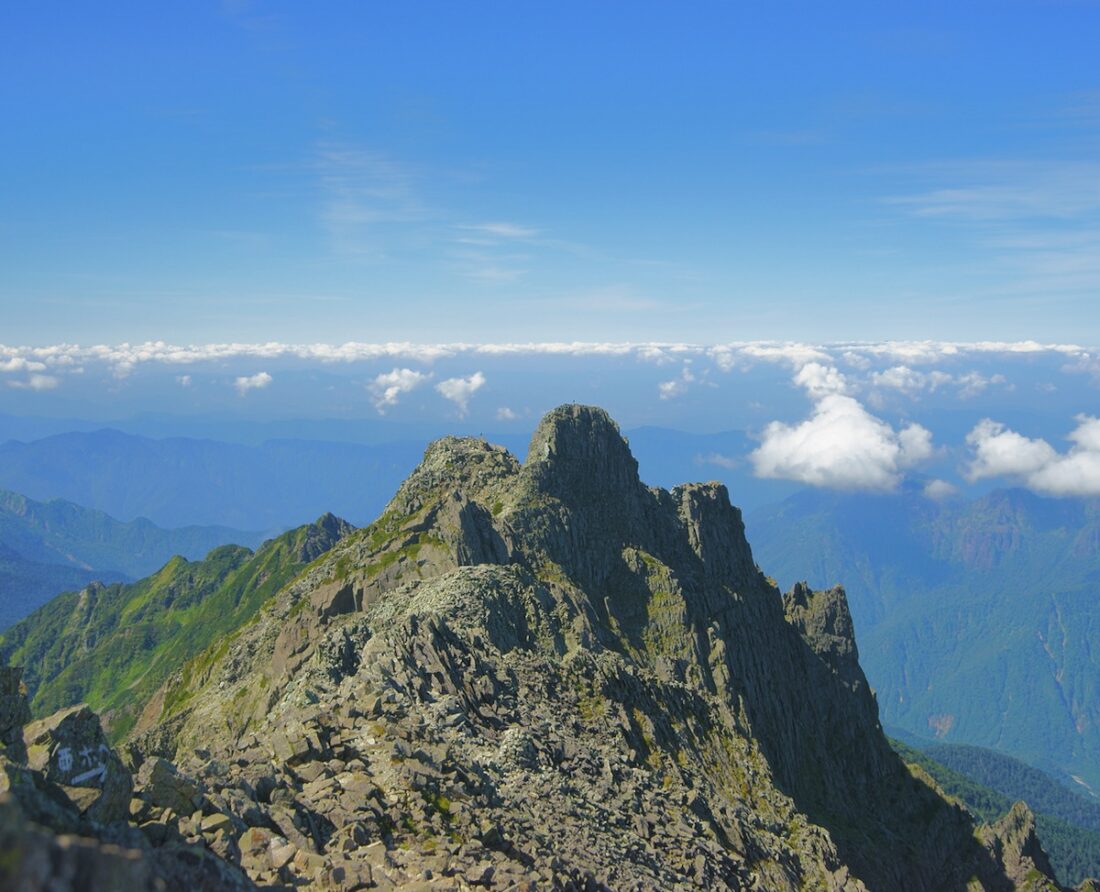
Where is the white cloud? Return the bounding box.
[965,419,1057,480]
[794,362,849,398]
[367,367,430,413]
[871,365,950,393]
[965,415,1100,496]
[0,340,1089,382]
[177,374,192,387]
[837,339,1083,366]
[0,357,46,373]
[234,371,272,395]
[956,371,1007,399]
[7,374,60,392]
[436,372,485,416]
[887,161,1100,221]
[461,222,539,240]
[924,479,958,500]
[751,385,934,490]
[738,342,831,367]
[658,365,695,400]
[696,452,739,470]
[496,406,518,420]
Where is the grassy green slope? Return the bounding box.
[0,513,352,740]
[0,487,261,630]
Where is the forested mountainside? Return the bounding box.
[749,486,1100,790]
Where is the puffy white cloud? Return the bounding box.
[234,372,272,395]
[496,406,519,420]
[751,388,934,491]
[965,415,1100,496]
[436,372,485,416]
[0,357,46,373]
[658,365,695,400]
[838,339,1083,365]
[737,342,831,367]
[367,367,430,413]
[177,374,192,387]
[793,362,848,397]
[868,365,1006,399]
[965,419,1057,480]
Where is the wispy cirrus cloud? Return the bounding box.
[885,160,1100,308]
[887,161,1100,221]
[459,222,539,240]
[315,145,432,257]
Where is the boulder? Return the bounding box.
[23,705,132,824]
[135,756,204,817]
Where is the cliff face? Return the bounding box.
[110,405,1066,890]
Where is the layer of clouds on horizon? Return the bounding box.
[1,339,1098,499]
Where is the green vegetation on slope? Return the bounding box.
[0,487,260,629]
[924,742,1100,832]
[891,739,1100,886]
[0,513,352,740]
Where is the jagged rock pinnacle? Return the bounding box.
[524,404,642,505]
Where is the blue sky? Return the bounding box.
[4,1,1100,344]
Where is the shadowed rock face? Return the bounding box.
[109,405,1070,890]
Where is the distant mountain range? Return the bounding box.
[0,430,425,529]
[748,484,1100,792]
[0,488,260,629]
[0,425,793,532]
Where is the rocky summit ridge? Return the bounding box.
[0,405,1085,890]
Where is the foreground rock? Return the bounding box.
[0,666,254,891]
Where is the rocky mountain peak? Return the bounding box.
[296,512,356,563]
[523,404,642,506]
[21,404,1069,892]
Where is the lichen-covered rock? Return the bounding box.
[134,756,204,817]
